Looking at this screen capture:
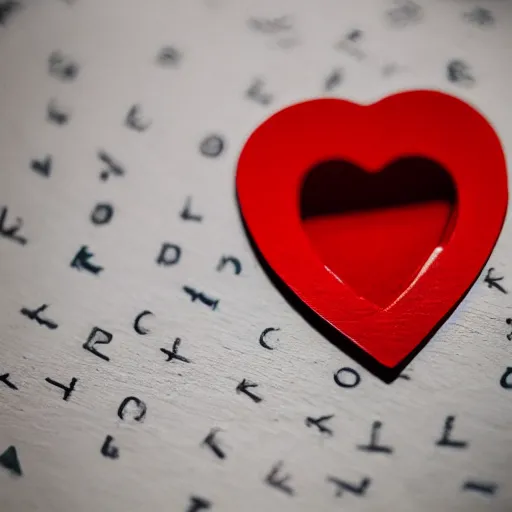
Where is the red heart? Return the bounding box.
[236,91,508,369]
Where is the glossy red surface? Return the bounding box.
[303,200,454,308]
[236,91,508,368]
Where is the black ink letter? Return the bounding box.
[500,367,512,389]
[462,480,497,495]
[70,245,104,275]
[45,376,77,401]
[20,304,58,329]
[83,327,113,362]
[101,435,119,459]
[335,29,365,60]
[160,337,191,363]
[117,396,147,422]
[202,428,225,459]
[484,268,507,294]
[199,134,224,158]
[246,79,273,105]
[182,286,218,310]
[0,446,22,476]
[31,155,52,177]
[326,476,371,497]
[180,197,203,222]
[0,207,27,245]
[216,255,241,275]
[305,414,334,436]
[463,7,494,27]
[386,1,423,27]
[236,379,262,403]
[90,203,114,225]
[265,461,294,496]
[98,150,125,181]
[324,68,343,91]
[248,16,292,33]
[0,2,21,26]
[187,496,211,512]
[125,104,151,132]
[259,327,279,350]
[346,29,362,42]
[435,416,468,449]
[157,46,182,66]
[157,243,181,266]
[334,367,361,388]
[47,99,70,125]
[0,373,18,390]
[356,421,393,454]
[48,51,79,81]
[447,60,475,86]
[505,318,512,341]
[134,310,153,335]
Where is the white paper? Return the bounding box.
[0,1,511,511]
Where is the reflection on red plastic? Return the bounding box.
[300,158,456,308]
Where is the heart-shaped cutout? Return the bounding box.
[300,157,457,308]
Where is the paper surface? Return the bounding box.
[0,1,511,511]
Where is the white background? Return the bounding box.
[0,1,511,511]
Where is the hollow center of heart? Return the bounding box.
[300,157,457,308]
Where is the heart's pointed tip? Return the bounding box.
[336,329,414,371]
[369,349,413,371]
